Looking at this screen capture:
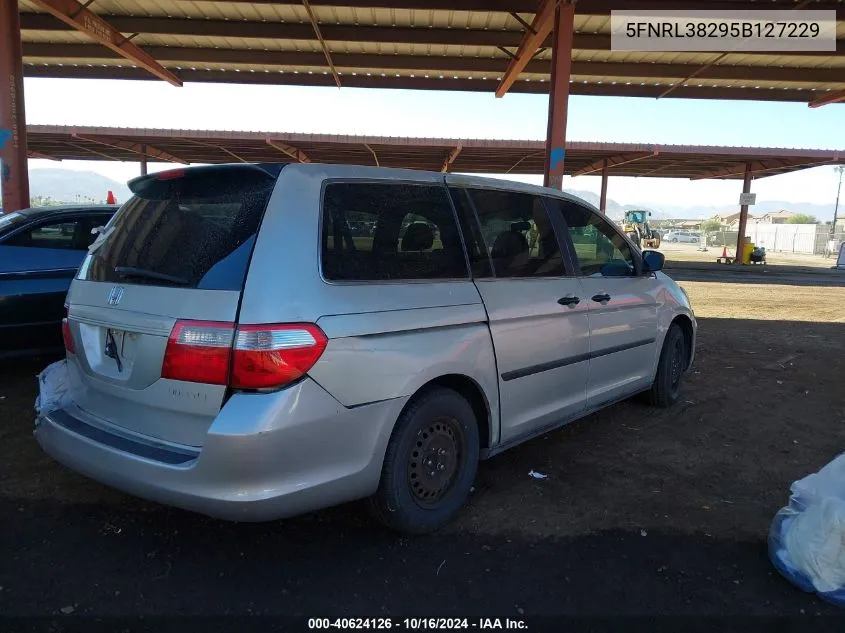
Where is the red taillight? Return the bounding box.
[162,321,234,385]
[161,321,327,390]
[231,324,328,389]
[155,169,185,181]
[62,305,75,354]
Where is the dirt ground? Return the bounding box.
[2,278,845,629]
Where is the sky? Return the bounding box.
[23,77,845,212]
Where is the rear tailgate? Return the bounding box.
[65,164,281,447]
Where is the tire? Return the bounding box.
[368,387,480,534]
[627,232,641,248]
[646,324,687,408]
[671,238,679,243]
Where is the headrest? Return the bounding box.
[401,222,434,251]
[491,230,528,260]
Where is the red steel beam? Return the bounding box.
[0,0,30,212]
[28,149,59,161]
[22,64,837,103]
[599,159,609,212]
[690,157,838,180]
[441,144,463,173]
[266,139,311,163]
[23,44,845,84]
[185,139,249,163]
[72,133,188,164]
[496,0,559,98]
[809,89,845,108]
[542,2,574,189]
[573,150,657,177]
[301,0,341,88]
[28,0,181,86]
[734,163,753,264]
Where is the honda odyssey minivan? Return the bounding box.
[35,163,695,534]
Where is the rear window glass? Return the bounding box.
[79,166,277,290]
[321,182,469,281]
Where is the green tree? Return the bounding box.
[786,214,817,224]
[701,219,721,233]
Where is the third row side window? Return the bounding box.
[321,182,469,281]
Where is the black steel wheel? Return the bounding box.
[647,324,688,408]
[369,387,479,534]
[407,417,466,508]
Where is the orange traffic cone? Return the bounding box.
[721,246,727,258]
[106,191,116,204]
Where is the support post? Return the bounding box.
[734,163,753,264]
[832,165,843,235]
[0,0,30,212]
[599,159,609,212]
[140,145,148,176]
[542,2,574,191]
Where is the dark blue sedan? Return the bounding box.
[0,205,119,358]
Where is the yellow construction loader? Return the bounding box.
[622,209,661,249]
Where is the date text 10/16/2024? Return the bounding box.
[308,618,528,630]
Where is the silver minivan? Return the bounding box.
[35,163,696,534]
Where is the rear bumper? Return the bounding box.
[35,378,405,522]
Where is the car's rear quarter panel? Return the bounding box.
[240,164,501,444]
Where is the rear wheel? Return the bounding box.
[647,324,687,408]
[368,387,479,534]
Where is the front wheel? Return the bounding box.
[368,387,480,534]
[671,238,679,243]
[647,324,688,408]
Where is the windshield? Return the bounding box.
[77,166,278,291]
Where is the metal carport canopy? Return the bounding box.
[17,0,845,104]
[26,125,845,180]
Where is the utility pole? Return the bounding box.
[833,165,844,235]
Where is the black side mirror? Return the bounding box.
[642,250,665,273]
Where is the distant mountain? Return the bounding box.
[563,188,667,221]
[563,188,837,222]
[28,169,131,205]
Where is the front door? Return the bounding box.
[550,199,661,408]
[447,184,590,444]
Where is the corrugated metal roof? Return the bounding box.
[26,125,845,180]
[17,1,845,102]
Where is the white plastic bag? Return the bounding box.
[34,359,71,415]
[790,454,845,511]
[769,453,845,606]
[784,497,845,593]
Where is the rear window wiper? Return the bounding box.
[114,266,189,285]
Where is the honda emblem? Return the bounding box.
[107,286,124,306]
